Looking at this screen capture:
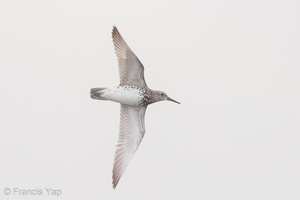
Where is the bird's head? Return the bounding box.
[152,90,180,104]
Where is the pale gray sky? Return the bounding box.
[0,0,300,199]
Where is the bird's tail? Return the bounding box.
[90,88,108,100]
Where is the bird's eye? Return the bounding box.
[161,93,164,96]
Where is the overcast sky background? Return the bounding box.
[1,0,300,199]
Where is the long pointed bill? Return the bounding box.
[167,97,180,104]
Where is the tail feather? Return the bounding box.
[90,87,108,100]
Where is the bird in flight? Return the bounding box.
[90,26,180,189]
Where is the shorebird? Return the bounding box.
[90,26,180,189]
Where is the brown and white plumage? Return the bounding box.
[111,26,149,188]
[112,26,147,87]
[112,105,146,188]
[90,26,180,189]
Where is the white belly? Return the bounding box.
[101,86,142,106]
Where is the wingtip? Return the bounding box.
[112,25,121,41]
[112,167,121,190]
[112,25,118,34]
[112,179,119,190]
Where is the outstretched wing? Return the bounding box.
[112,26,147,87]
[112,104,147,189]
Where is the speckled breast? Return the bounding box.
[100,86,148,106]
